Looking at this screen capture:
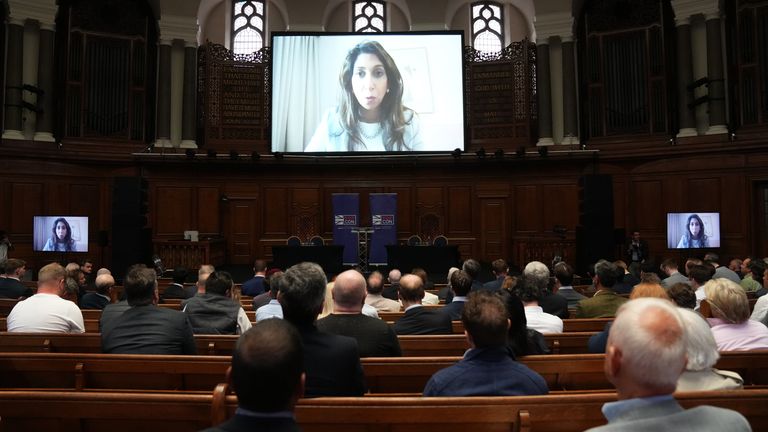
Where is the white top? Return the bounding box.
[255,299,283,322]
[305,109,423,152]
[236,307,252,334]
[362,303,379,319]
[422,291,440,305]
[524,305,563,334]
[7,293,85,333]
[695,286,706,311]
[750,295,768,324]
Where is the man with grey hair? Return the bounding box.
[585,298,750,431]
[382,268,401,300]
[518,263,563,334]
[279,262,365,397]
[80,273,115,309]
[576,260,627,318]
[318,270,401,357]
[525,261,569,319]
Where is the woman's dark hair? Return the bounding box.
[51,217,75,251]
[686,214,706,240]
[338,40,414,151]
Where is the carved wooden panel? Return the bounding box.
[446,186,472,235]
[687,177,721,211]
[229,199,256,265]
[263,187,289,236]
[480,198,506,259]
[155,187,192,236]
[198,187,220,235]
[292,188,320,241]
[541,184,579,234]
[514,185,539,233]
[390,187,412,237]
[631,180,663,232]
[70,183,101,234]
[10,183,43,234]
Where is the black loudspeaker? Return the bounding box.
[576,175,615,274]
[614,228,626,245]
[97,230,109,247]
[111,177,151,280]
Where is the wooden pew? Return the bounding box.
[0,317,100,332]
[0,297,21,316]
[79,308,258,323]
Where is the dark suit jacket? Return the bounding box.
[482,277,505,292]
[241,276,266,296]
[80,292,111,310]
[101,305,197,355]
[0,278,33,299]
[296,324,366,398]
[469,280,484,292]
[162,283,195,301]
[539,292,569,319]
[202,414,300,432]
[394,306,453,335]
[382,283,399,300]
[441,299,466,321]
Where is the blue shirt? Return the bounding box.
[422,346,549,396]
[255,299,283,321]
[241,275,266,296]
[602,394,675,422]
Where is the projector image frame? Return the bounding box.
[270,31,466,155]
[33,215,89,253]
[666,212,721,249]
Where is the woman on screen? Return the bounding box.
[677,214,709,248]
[305,40,423,152]
[43,218,77,252]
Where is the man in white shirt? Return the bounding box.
[7,263,85,333]
[688,264,714,311]
[520,262,563,334]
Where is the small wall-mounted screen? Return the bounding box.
[33,216,89,252]
[666,212,720,249]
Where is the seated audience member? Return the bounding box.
[162,266,194,300]
[612,260,640,294]
[685,257,703,277]
[516,274,563,334]
[279,262,365,397]
[101,266,196,354]
[96,267,111,276]
[194,264,215,295]
[588,283,671,353]
[438,267,459,303]
[688,264,714,310]
[255,273,284,321]
[423,291,548,396]
[382,268,401,300]
[500,290,550,357]
[552,261,585,307]
[667,282,697,309]
[0,258,33,299]
[525,260,568,319]
[576,260,628,318]
[729,258,743,276]
[394,274,452,335]
[584,298,750,432]
[704,252,741,284]
[64,262,80,273]
[364,270,401,313]
[317,270,401,357]
[676,308,743,391]
[241,259,268,297]
[411,268,439,305]
[660,259,689,289]
[482,258,508,292]
[182,271,251,335]
[203,319,304,432]
[7,263,85,333]
[750,265,768,325]
[701,278,768,351]
[463,258,484,292]
[68,268,87,303]
[62,276,80,305]
[441,269,472,320]
[638,260,661,285]
[80,273,115,309]
[99,264,150,330]
[741,259,765,293]
[252,268,282,310]
[80,258,95,287]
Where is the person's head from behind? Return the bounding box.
[449,270,472,297]
[606,298,686,396]
[523,261,550,294]
[660,258,678,276]
[205,271,234,297]
[461,290,509,349]
[593,260,618,289]
[231,319,304,413]
[677,308,720,372]
[462,258,481,281]
[95,274,115,295]
[253,259,267,274]
[172,266,189,285]
[491,259,508,277]
[124,266,158,306]
[366,270,384,295]
[668,282,696,309]
[52,217,72,244]
[388,268,401,284]
[398,273,424,305]
[686,214,705,239]
[629,283,670,301]
[63,277,80,303]
[279,262,327,326]
[702,279,750,324]
[3,258,25,278]
[553,261,573,287]
[333,269,367,312]
[688,264,713,288]
[410,267,430,286]
[748,259,766,283]
[340,41,406,141]
[69,269,86,287]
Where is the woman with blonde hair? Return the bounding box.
[701,278,768,350]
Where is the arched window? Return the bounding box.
[232,0,265,54]
[471,1,504,53]
[353,0,386,32]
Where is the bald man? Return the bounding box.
[317,270,401,357]
[393,274,452,335]
[80,273,115,309]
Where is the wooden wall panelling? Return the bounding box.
[541,184,579,235]
[197,187,221,235]
[687,177,721,212]
[612,178,628,234]
[227,198,257,265]
[10,182,44,235]
[415,187,445,240]
[70,183,101,252]
[154,186,193,237]
[479,198,506,260]
[390,187,412,238]
[446,186,472,236]
[513,185,539,234]
[262,187,289,237]
[291,188,320,241]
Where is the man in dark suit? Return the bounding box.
[203,319,303,432]
[80,273,114,309]
[394,274,452,335]
[0,259,32,299]
[482,259,508,291]
[279,262,365,397]
[381,268,401,300]
[552,261,586,308]
[161,267,195,301]
[241,258,267,296]
[464,258,484,292]
[441,269,472,320]
[101,266,196,355]
[626,230,649,264]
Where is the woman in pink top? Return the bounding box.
[701,279,768,351]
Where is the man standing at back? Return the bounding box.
[101,266,196,354]
[585,298,750,431]
[279,262,365,397]
[7,263,84,333]
[423,291,548,396]
[394,274,452,335]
